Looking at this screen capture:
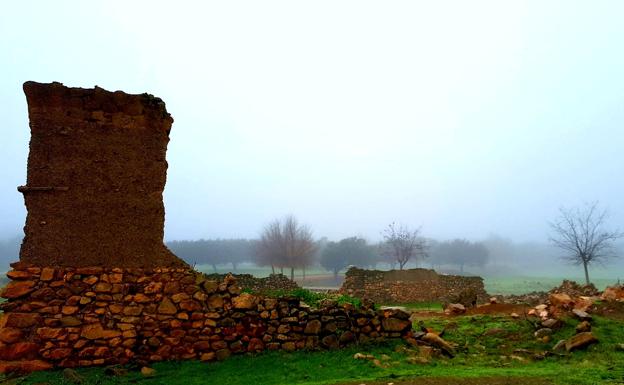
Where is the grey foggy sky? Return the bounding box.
[1,1,623,244]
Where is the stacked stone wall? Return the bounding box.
[0,263,411,372]
[340,267,488,304]
[202,273,299,294]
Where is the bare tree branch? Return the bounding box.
[549,202,623,284]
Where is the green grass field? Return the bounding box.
[484,276,619,295]
[193,264,621,295]
[20,314,624,385]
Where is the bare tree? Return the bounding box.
[255,220,284,274]
[255,215,317,280]
[382,222,427,270]
[549,202,623,285]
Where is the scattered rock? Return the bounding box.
[534,328,553,338]
[572,309,592,321]
[444,303,466,315]
[552,339,566,352]
[602,285,624,301]
[541,318,561,329]
[565,332,598,352]
[140,366,156,377]
[421,332,455,357]
[575,321,591,333]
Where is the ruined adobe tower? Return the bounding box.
[19,81,186,268]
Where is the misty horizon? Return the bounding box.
[1,2,623,264]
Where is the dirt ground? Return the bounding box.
[339,376,553,385]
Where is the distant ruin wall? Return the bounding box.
[0,263,411,373]
[202,273,300,294]
[340,267,488,304]
[19,81,185,268]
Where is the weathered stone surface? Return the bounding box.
[6,270,32,280]
[0,359,52,374]
[1,281,36,298]
[232,293,258,310]
[0,267,413,369]
[381,317,411,332]
[340,267,488,304]
[157,297,177,315]
[576,321,591,333]
[304,319,322,335]
[566,332,598,352]
[19,81,187,268]
[40,267,55,281]
[5,313,41,328]
[0,342,40,360]
[0,328,24,344]
[602,285,624,301]
[444,303,466,315]
[80,324,121,340]
[421,333,455,356]
[549,293,574,308]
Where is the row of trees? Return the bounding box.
[169,219,492,278]
[168,202,622,284]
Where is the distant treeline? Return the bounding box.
[166,236,494,276]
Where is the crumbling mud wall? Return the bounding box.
[0,264,411,372]
[340,267,488,304]
[19,82,185,268]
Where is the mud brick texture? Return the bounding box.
[19,81,185,268]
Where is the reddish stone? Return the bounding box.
[0,359,52,373]
[157,297,177,315]
[133,294,151,303]
[2,281,36,298]
[94,283,112,293]
[145,282,163,294]
[163,281,180,294]
[0,342,40,360]
[40,267,55,281]
[6,270,32,280]
[5,313,42,328]
[109,273,123,284]
[83,276,99,285]
[94,346,110,357]
[179,300,201,311]
[0,328,23,344]
[37,327,65,339]
[80,324,121,340]
[62,306,79,315]
[47,348,72,360]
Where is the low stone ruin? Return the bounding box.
[340,267,489,305]
[202,273,300,294]
[0,265,411,371]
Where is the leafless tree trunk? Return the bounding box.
[549,202,623,285]
[255,215,317,281]
[382,222,427,270]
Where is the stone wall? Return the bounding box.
[202,273,299,294]
[340,267,488,305]
[0,263,412,373]
[19,82,184,268]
